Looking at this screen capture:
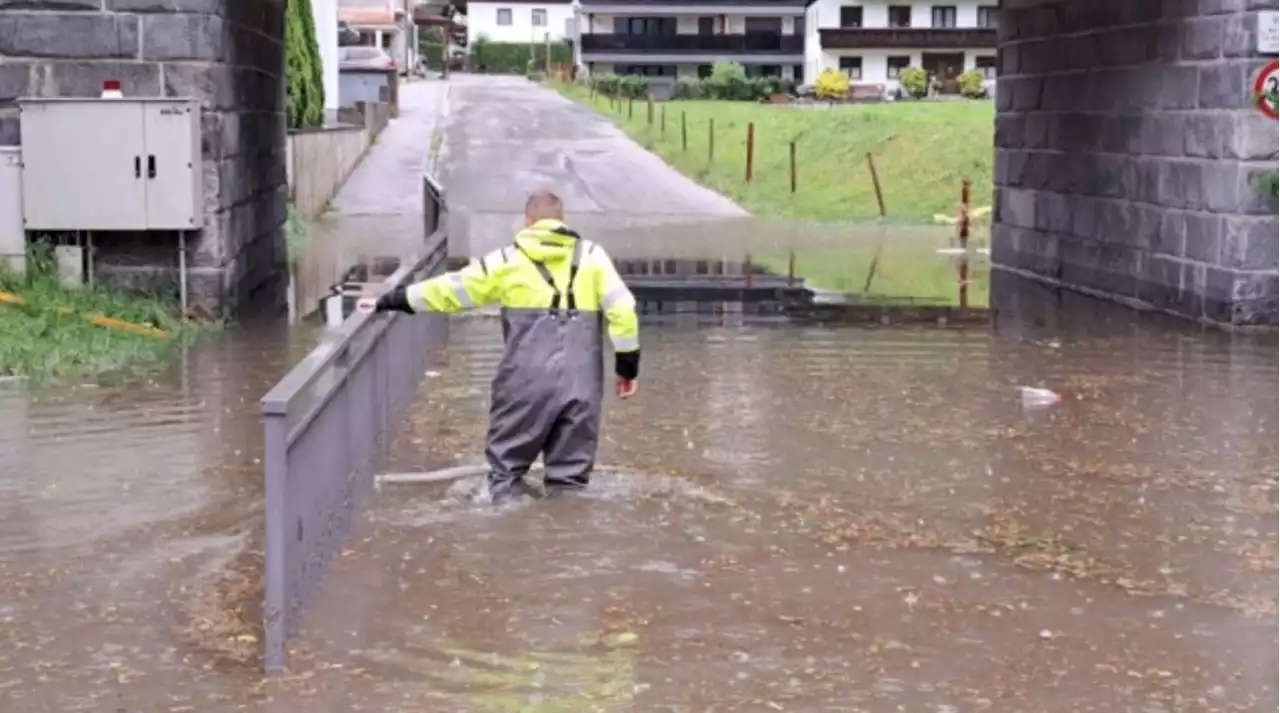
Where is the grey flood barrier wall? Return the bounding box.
[259,172,448,673]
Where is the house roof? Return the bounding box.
[339,8,398,26]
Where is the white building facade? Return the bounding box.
[576,1,808,81]
[314,0,341,110]
[467,0,578,45]
[803,0,998,93]
[339,0,420,74]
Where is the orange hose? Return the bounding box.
[0,290,170,339]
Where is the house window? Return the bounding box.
[531,8,546,26]
[838,56,862,80]
[839,6,863,28]
[887,5,912,28]
[746,64,782,77]
[977,5,998,29]
[618,64,674,77]
[697,16,715,35]
[931,5,957,28]
[745,16,782,33]
[974,55,996,79]
[887,55,911,79]
[615,16,677,36]
[496,7,512,25]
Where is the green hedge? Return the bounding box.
[470,37,573,74]
[589,61,795,102]
[419,27,446,71]
[590,75,796,101]
[285,0,325,130]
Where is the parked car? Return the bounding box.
[338,46,396,71]
[337,20,361,46]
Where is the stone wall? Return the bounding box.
[994,0,1279,326]
[0,0,288,318]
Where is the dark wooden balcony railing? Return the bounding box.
[580,33,805,54]
[818,27,997,49]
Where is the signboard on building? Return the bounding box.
[1258,11,1279,54]
[1256,60,1279,120]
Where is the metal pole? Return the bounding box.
[178,230,188,316]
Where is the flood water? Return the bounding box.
[1,283,1276,711]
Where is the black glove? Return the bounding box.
[374,286,413,314]
[614,351,640,381]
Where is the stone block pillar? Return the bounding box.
[994,0,1279,326]
[0,0,289,318]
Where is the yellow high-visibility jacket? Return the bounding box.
[377,219,640,379]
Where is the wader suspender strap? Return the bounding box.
[516,239,584,314]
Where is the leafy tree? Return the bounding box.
[285,0,325,130]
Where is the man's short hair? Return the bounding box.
[525,189,564,221]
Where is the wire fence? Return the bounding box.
[568,85,991,307]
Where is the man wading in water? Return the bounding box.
[358,189,641,503]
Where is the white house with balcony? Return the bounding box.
[466,0,577,45]
[576,0,809,80]
[803,1,998,94]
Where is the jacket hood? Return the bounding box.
[514,219,581,263]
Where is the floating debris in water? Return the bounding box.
[1018,386,1061,409]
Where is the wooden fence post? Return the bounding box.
[958,179,972,309]
[628,97,634,119]
[647,98,653,125]
[861,153,889,295]
[708,118,715,162]
[681,111,688,151]
[745,122,755,182]
[789,140,797,193]
[660,105,666,138]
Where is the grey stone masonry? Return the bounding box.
[0,0,288,318]
[993,0,1279,327]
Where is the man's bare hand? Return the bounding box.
[356,297,378,314]
[616,377,638,399]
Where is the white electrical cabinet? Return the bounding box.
[18,98,204,231]
[0,147,23,273]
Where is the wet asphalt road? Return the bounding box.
[439,74,746,260]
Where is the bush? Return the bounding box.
[704,61,755,100]
[470,37,572,74]
[591,73,621,96]
[957,70,986,99]
[285,0,325,130]
[595,70,794,102]
[590,73,649,99]
[898,66,928,98]
[419,27,445,71]
[755,75,797,99]
[618,74,649,98]
[673,76,705,99]
[814,68,849,101]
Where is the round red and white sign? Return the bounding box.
[1255,60,1279,120]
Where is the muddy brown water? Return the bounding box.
[0,298,1276,712]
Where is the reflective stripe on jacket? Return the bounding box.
[404,219,640,355]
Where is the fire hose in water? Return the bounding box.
[376,464,493,485]
[0,290,170,339]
